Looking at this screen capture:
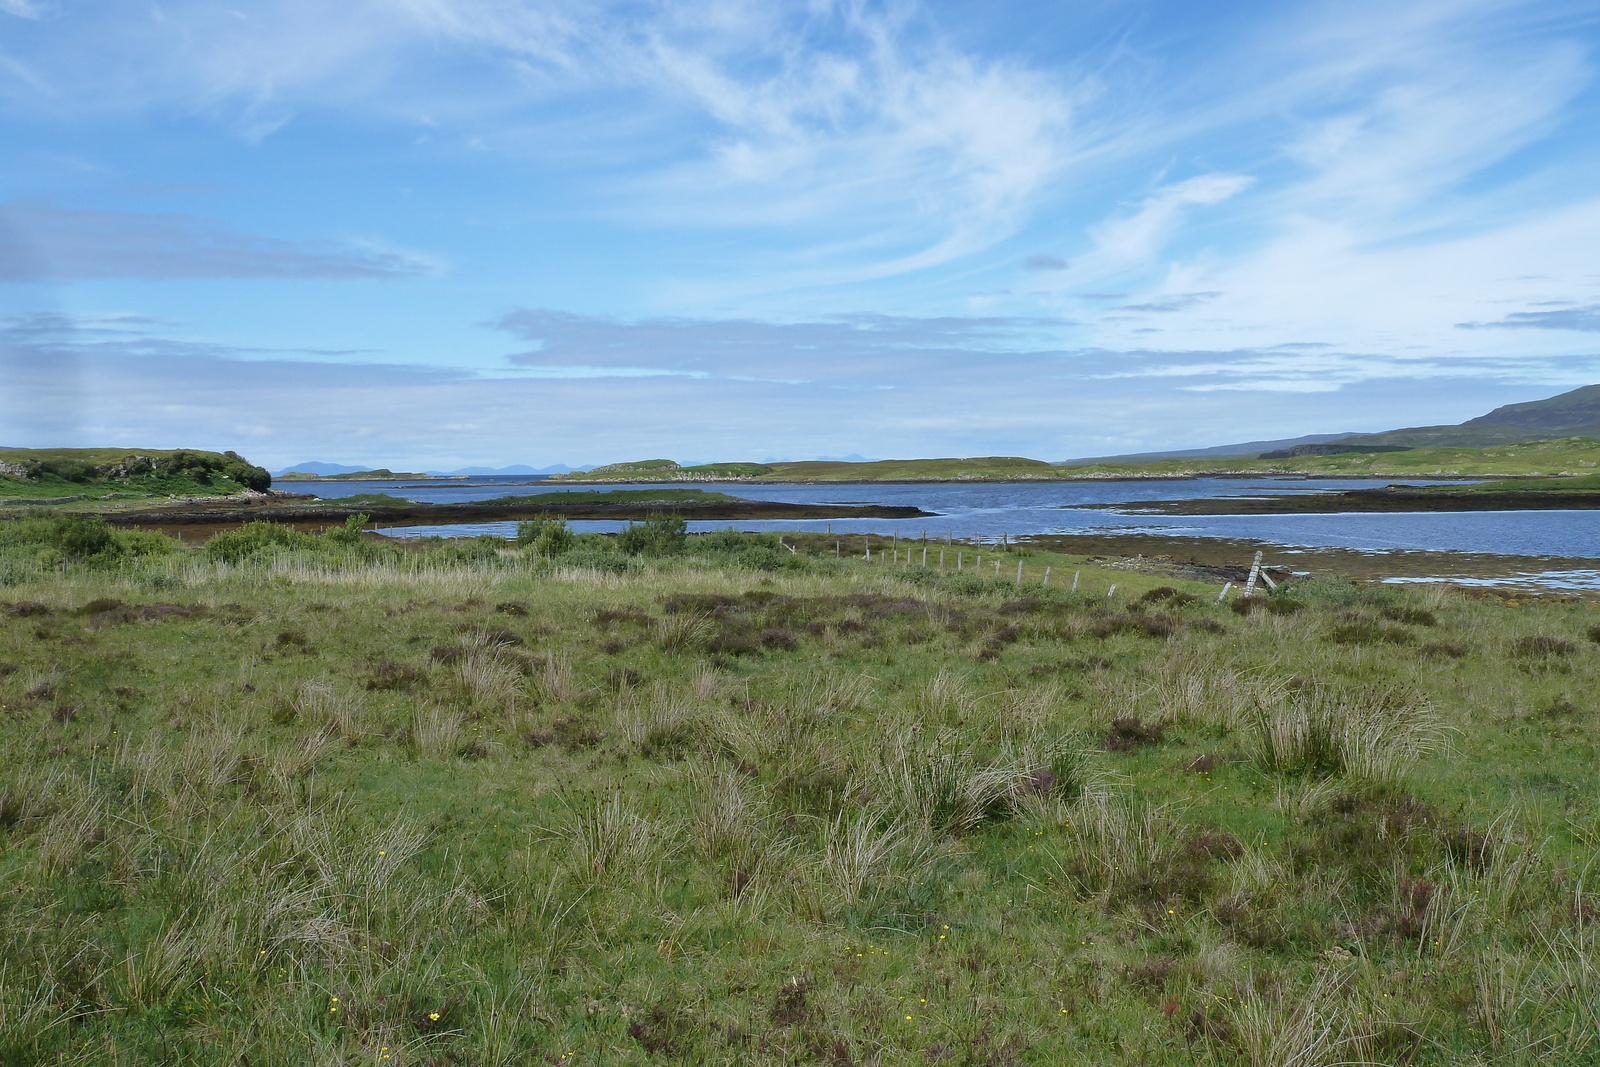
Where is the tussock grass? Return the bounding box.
[1,531,1598,1063]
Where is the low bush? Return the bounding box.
[0,511,176,564]
[617,512,688,556]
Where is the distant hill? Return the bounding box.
[1066,432,1360,465]
[1070,384,1600,462]
[1334,384,1600,449]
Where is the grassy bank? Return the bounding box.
[3,517,1599,1064]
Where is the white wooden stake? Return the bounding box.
[1044,566,1051,586]
[1243,551,1263,596]
[1015,560,1023,585]
[1071,570,1080,591]
[1260,571,1278,590]
[1216,582,1233,602]
[1107,584,1117,598]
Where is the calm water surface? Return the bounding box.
[294,476,1600,588]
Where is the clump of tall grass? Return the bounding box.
[881,735,1041,836]
[793,810,945,920]
[1222,973,1359,1067]
[549,794,679,886]
[454,652,522,712]
[1245,686,1446,782]
[411,706,465,759]
[686,770,796,900]
[294,679,366,741]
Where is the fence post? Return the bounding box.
[1243,551,1263,596]
[1044,566,1051,586]
[1015,560,1022,585]
[1107,584,1117,598]
[1071,570,1080,592]
[1216,582,1233,602]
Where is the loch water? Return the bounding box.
[294,476,1600,588]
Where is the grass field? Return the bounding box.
[2,516,1599,1064]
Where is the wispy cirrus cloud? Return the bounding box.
[0,2,1084,283]
[0,203,440,281]
[1459,304,1600,332]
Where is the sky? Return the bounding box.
[2,0,1599,470]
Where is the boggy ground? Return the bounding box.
[3,532,1600,1065]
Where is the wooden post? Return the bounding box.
[1216,582,1233,602]
[1243,551,1263,596]
[1044,566,1051,586]
[993,560,1000,577]
[957,551,963,570]
[1015,560,1023,585]
[865,538,871,561]
[1071,570,1080,592]
[835,540,840,558]
[922,546,927,566]
[1107,584,1117,598]
[939,549,945,570]
[1260,571,1278,591]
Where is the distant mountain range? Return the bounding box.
[1071,384,1600,464]
[275,461,585,477]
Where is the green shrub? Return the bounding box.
[617,512,687,556]
[562,537,632,573]
[204,521,310,563]
[322,514,370,547]
[517,517,575,556]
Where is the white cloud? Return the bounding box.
[0,202,441,280]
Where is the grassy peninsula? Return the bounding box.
[551,437,1600,484]
[2,512,1599,1064]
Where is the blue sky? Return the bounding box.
[2,0,1599,469]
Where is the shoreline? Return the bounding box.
[94,495,934,528]
[1095,486,1600,515]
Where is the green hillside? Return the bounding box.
[0,447,271,501]
[552,441,1600,483]
[1061,436,1600,478]
[1309,383,1600,450]
[557,456,1068,483]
